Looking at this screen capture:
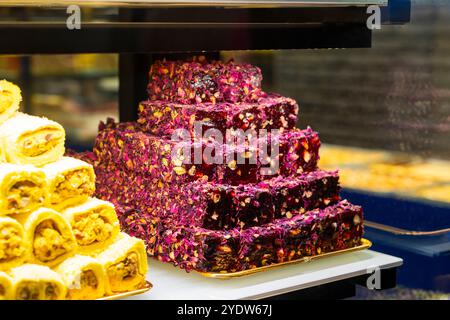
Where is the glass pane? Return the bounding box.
[0,54,119,151]
[0,0,447,298]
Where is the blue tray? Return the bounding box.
[341,189,450,233]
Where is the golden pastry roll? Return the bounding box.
[10,264,66,300]
[42,157,96,211]
[0,80,21,126]
[0,163,47,215]
[0,271,13,300]
[96,233,148,294]
[62,198,120,255]
[16,207,77,267]
[0,112,65,167]
[0,217,28,271]
[55,255,107,300]
[0,142,4,163]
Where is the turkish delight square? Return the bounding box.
[239,200,363,269]
[167,170,340,230]
[93,120,320,186]
[147,57,264,104]
[155,226,241,273]
[138,94,299,137]
[153,200,363,272]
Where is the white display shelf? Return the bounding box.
[129,249,402,300]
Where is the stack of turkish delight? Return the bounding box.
[84,56,364,273]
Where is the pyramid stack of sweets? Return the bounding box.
[86,56,364,273]
[0,81,148,300]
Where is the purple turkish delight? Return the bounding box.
[153,200,363,272]
[93,119,320,186]
[114,204,161,256]
[137,94,298,137]
[166,170,340,230]
[155,225,241,272]
[239,200,364,269]
[147,56,265,104]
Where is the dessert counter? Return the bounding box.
[128,250,402,300]
[0,0,412,300]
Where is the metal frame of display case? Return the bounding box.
[0,0,404,120]
[0,0,410,300]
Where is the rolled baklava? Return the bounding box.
[10,264,66,300]
[0,163,47,216]
[0,271,13,300]
[0,217,28,270]
[62,198,120,255]
[0,80,21,125]
[16,207,77,267]
[55,255,107,300]
[43,157,95,211]
[0,112,65,167]
[96,233,147,294]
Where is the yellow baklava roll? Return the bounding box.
[0,163,47,216]
[0,112,65,167]
[96,233,148,294]
[0,217,28,270]
[16,207,77,267]
[55,255,107,300]
[42,157,96,211]
[0,80,21,126]
[62,198,120,255]
[10,264,66,300]
[0,271,13,300]
[0,143,4,163]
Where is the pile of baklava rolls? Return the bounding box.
[0,80,148,300]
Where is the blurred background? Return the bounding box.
[0,0,448,299]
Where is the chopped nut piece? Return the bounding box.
[173,167,186,175]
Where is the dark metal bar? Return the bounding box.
[0,0,388,10]
[108,7,370,23]
[18,56,31,113]
[264,278,357,300]
[119,53,151,122]
[354,268,398,290]
[0,23,371,54]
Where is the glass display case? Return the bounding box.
[1,0,448,299]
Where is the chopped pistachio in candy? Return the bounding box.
[93,163,165,217]
[147,56,265,104]
[239,200,364,269]
[83,57,365,274]
[277,128,321,177]
[240,224,285,268]
[138,94,299,137]
[92,144,330,231]
[114,205,161,256]
[154,225,240,273]
[151,201,363,272]
[93,120,319,185]
[164,170,341,230]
